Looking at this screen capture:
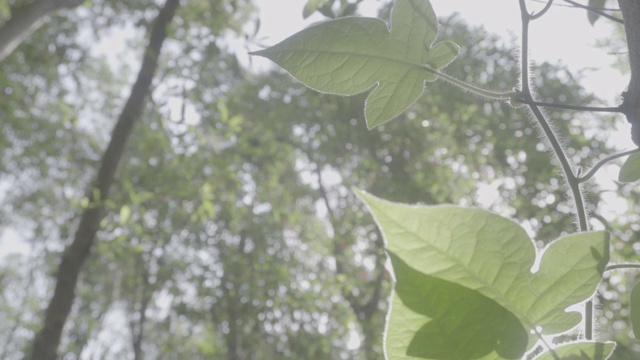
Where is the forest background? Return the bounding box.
[0,0,638,359]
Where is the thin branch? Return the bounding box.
[563,0,624,23]
[530,0,620,10]
[516,98,623,113]
[606,263,640,272]
[313,157,360,311]
[0,0,85,62]
[530,0,555,20]
[578,148,640,182]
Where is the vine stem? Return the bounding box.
[578,148,640,182]
[425,0,612,343]
[516,98,623,113]
[518,0,593,340]
[606,263,640,272]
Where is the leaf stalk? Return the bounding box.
[423,66,515,100]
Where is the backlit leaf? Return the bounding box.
[251,0,459,128]
[387,252,528,359]
[355,189,609,359]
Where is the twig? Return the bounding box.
[606,263,640,271]
[563,0,624,24]
[530,0,555,20]
[516,98,623,113]
[578,148,640,183]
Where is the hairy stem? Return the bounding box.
[518,0,593,340]
[423,66,514,100]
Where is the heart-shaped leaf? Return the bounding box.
[251,0,459,128]
[618,152,640,182]
[355,189,609,357]
[532,341,615,360]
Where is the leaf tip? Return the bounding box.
[352,187,371,202]
[352,188,387,210]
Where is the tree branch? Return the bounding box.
[619,0,640,147]
[563,0,624,23]
[0,0,85,62]
[27,1,180,359]
[516,98,623,113]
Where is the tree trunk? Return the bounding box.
[27,1,181,359]
[619,0,640,146]
[0,0,85,62]
[131,257,152,360]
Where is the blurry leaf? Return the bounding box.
[631,282,640,338]
[0,1,9,21]
[618,153,640,182]
[531,341,615,360]
[228,115,244,133]
[202,201,216,219]
[131,191,155,204]
[587,0,606,25]
[218,101,229,122]
[303,0,325,19]
[251,0,459,128]
[355,189,609,357]
[119,205,132,224]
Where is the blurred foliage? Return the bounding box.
[0,1,636,359]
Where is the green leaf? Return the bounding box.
[532,341,615,360]
[251,0,459,128]
[631,282,640,338]
[618,152,640,182]
[355,189,609,357]
[587,0,606,25]
[387,252,528,359]
[0,1,9,22]
[119,205,132,224]
[303,0,325,19]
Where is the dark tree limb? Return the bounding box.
[0,0,85,62]
[619,0,640,146]
[27,1,181,359]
